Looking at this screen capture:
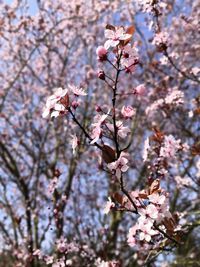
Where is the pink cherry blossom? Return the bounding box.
[1,4,198,264]
[156,202,172,223]
[127,225,138,247]
[90,111,110,144]
[138,204,159,221]
[93,112,110,126]
[107,153,129,178]
[90,125,102,144]
[68,84,87,96]
[174,175,193,189]
[134,84,146,96]
[165,89,184,106]
[52,259,65,267]
[121,106,136,118]
[98,70,106,80]
[106,121,130,138]
[148,193,166,205]
[48,87,68,104]
[145,99,165,116]
[191,67,200,76]
[153,32,169,47]
[51,103,66,118]
[137,0,167,13]
[139,224,158,242]
[42,87,68,118]
[104,27,131,49]
[160,135,181,159]
[71,100,80,109]
[121,44,139,73]
[98,261,110,267]
[103,197,115,214]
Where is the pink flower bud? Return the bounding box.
[95,105,102,112]
[98,70,105,80]
[96,46,107,60]
[72,100,79,109]
[54,169,61,177]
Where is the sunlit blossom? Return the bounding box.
[121,105,136,118]
[107,153,129,178]
[104,26,131,49]
[69,84,87,96]
[103,197,115,214]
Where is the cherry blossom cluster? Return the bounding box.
[174,175,193,189]
[159,135,182,159]
[136,0,167,14]
[102,130,187,261]
[143,132,186,163]
[107,152,129,179]
[1,0,199,266]
[90,26,140,147]
[41,23,185,265]
[33,238,95,267]
[152,32,169,51]
[146,88,184,116]
[96,25,139,73]
[42,85,87,118]
[103,176,180,261]
[94,26,183,260]
[127,189,172,246]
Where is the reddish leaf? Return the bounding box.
[163,217,175,233]
[151,127,164,143]
[194,108,200,115]
[113,192,123,205]
[102,145,116,163]
[191,143,200,155]
[60,94,69,108]
[122,25,135,46]
[149,179,161,195]
[126,25,135,36]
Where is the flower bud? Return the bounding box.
[95,105,102,112]
[96,46,107,61]
[72,100,79,109]
[98,70,105,80]
[54,169,61,177]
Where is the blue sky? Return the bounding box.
[5,0,38,14]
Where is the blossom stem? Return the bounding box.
[120,174,138,213]
[112,51,122,158]
[153,223,180,245]
[106,58,118,70]
[104,73,115,83]
[68,108,102,151]
[164,50,200,84]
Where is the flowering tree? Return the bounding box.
[0,0,200,266]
